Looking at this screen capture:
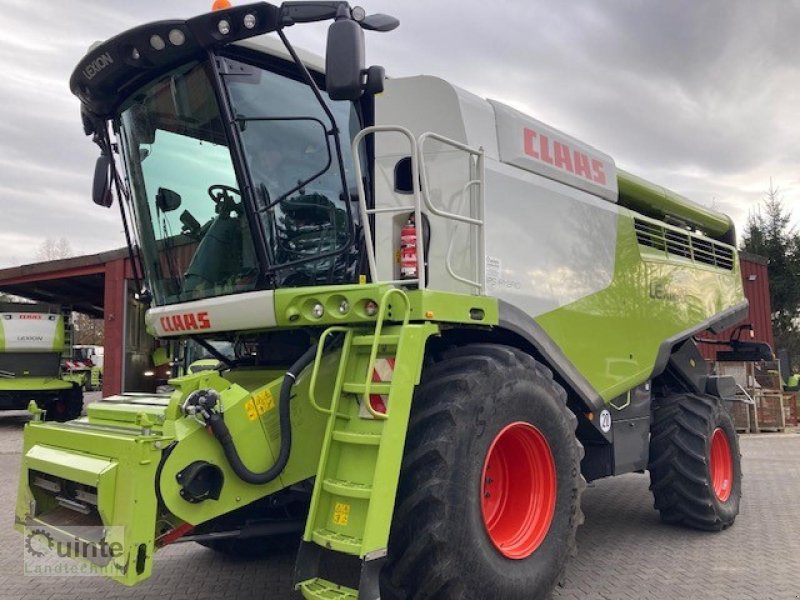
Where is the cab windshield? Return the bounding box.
[118,54,360,305]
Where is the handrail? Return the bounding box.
[351,126,485,293]
[352,126,426,289]
[360,288,411,420]
[418,132,485,294]
[444,178,484,291]
[308,327,353,416]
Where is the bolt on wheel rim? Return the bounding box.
[480,421,557,559]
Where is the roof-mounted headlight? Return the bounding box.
[168,29,186,46]
[149,34,166,50]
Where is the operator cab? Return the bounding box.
[76,2,396,307]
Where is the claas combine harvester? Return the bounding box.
[0,303,83,421]
[16,3,748,598]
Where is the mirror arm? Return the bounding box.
[99,123,148,303]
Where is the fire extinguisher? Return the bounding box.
[400,213,418,280]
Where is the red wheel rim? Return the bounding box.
[709,428,733,502]
[481,422,557,559]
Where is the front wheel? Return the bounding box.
[42,384,83,422]
[649,393,742,530]
[381,344,584,600]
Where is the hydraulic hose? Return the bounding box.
[206,343,319,485]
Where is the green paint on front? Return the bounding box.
[61,373,88,388]
[534,209,744,401]
[0,377,72,392]
[52,315,65,353]
[273,283,498,329]
[16,415,166,585]
[157,368,331,526]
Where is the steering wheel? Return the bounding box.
[208,184,241,204]
[208,185,241,217]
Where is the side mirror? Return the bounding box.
[92,155,113,207]
[325,18,365,101]
[360,13,399,32]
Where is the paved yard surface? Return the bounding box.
[0,405,798,599]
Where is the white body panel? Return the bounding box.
[373,76,619,316]
[482,161,617,316]
[146,290,276,337]
[490,100,618,203]
[0,313,60,352]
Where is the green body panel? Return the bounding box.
[617,169,734,239]
[61,373,88,388]
[405,288,498,325]
[274,283,395,327]
[187,358,221,372]
[16,414,167,585]
[52,315,65,353]
[157,366,331,525]
[0,377,72,392]
[274,283,498,329]
[90,366,102,388]
[534,210,744,401]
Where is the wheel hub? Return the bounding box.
[709,427,733,502]
[480,421,557,559]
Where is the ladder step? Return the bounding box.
[297,577,358,600]
[351,334,400,347]
[342,382,392,395]
[323,478,373,499]
[331,430,382,446]
[311,528,363,554]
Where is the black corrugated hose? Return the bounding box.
[206,343,319,485]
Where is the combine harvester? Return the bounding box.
[0,302,83,421]
[16,2,747,598]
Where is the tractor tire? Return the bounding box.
[649,392,742,531]
[381,344,584,600]
[43,384,83,422]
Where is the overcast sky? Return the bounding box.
[1,0,798,268]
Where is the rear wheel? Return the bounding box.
[381,344,584,600]
[649,393,742,530]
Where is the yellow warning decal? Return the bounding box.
[332,502,351,526]
[253,389,275,415]
[243,398,258,421]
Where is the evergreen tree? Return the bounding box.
[741,180,800,358]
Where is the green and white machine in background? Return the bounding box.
[62,345,104,391]
[0,303,83,421]
[16,3,748,598]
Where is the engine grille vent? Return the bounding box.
[634,218,734,270]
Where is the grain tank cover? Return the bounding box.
[490,100,618,203]
[0,304,63,353]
